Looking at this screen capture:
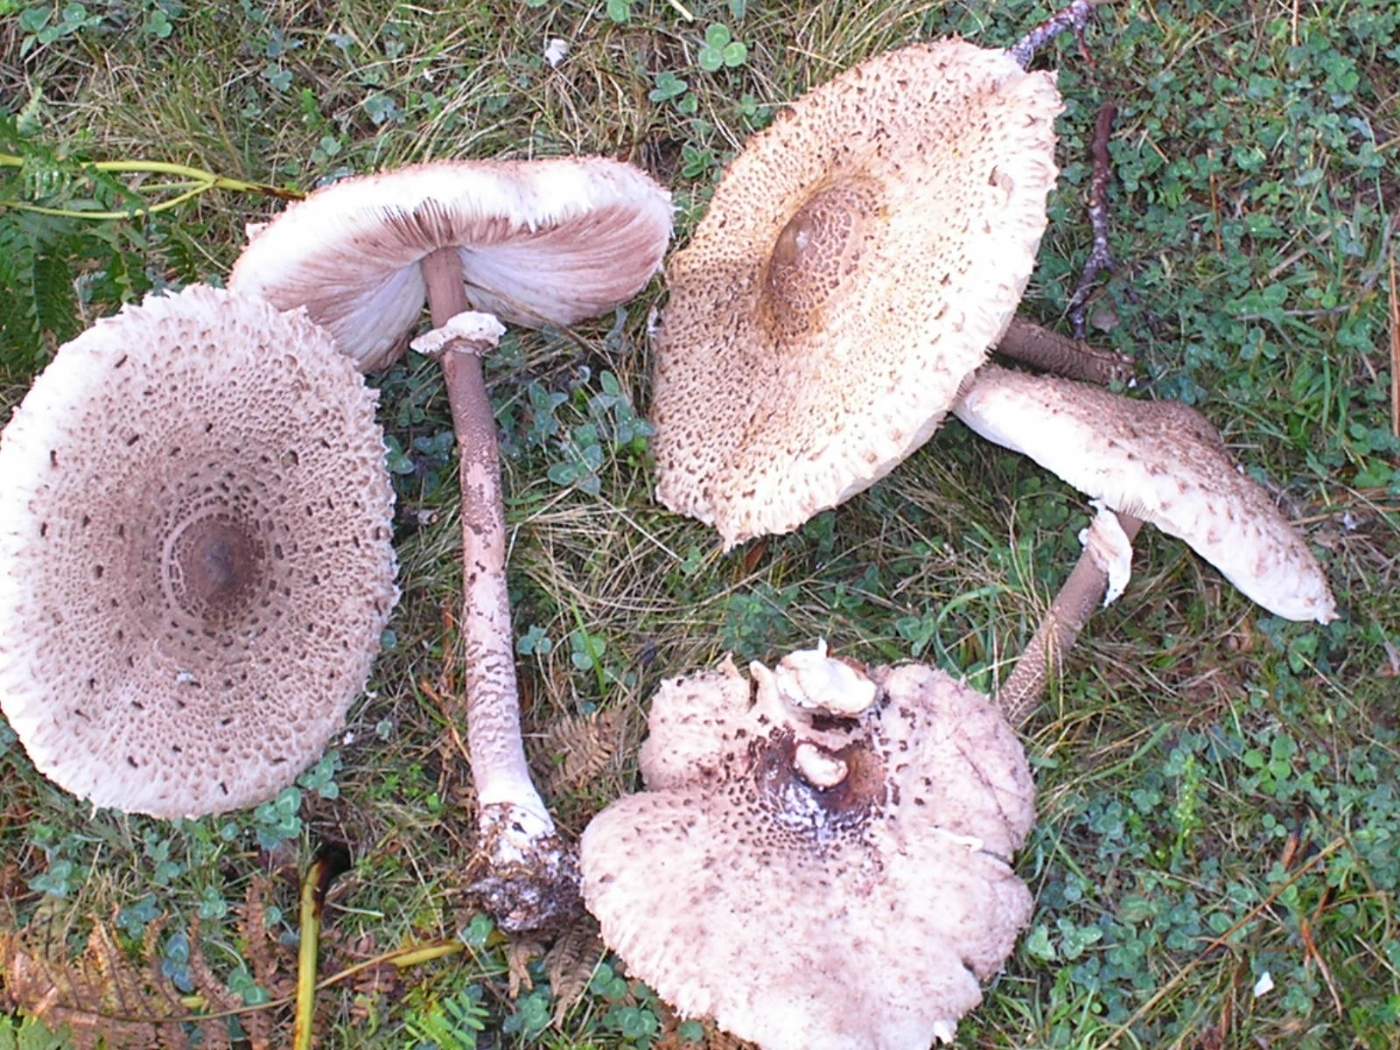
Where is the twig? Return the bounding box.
[1067,103,1118,338]
[1297,914,1345,1020]
[1388,253,1398,440]
[1009,0,1110,70]
[76,937,468,1029]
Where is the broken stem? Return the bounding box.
[995,316,1134,386]
[998,512,1143,728]
[420,247,552,828]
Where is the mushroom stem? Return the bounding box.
[421,246,551,828]
[420,248,580,933]
[998,511,1143,728]
[994,317,1133,386]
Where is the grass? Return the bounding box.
[1,0,1398,1047]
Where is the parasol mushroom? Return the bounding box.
[579,498,1160,1047]
[648,37,1335,626]
[0,285,398,818]
[581,643,1037,1050]
[651,38,1062,546]
[953,365,1338,624]
[230,157,672,930]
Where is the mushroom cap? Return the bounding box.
[229,158,673,371]
[581,651,1035,1050]
[953,365,1338,623]
[650,39,1062,547]
[0,285,399,818]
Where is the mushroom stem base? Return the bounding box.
[465,803,582,935]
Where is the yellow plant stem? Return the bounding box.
[293,845,352,1050]
[0,152,301,220]
[81,936,468,1030]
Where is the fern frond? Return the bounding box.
[0,878,299,1050]
[402,986,488,1050]
[535,709,622,798]
[544,916,602,1026]
[0,922,175,1050]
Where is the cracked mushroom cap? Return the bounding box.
[650,39,1062,548]
[0,285,399,818]
[580,646,1035,1050]
[954,365,1338,623]
[229,158,673,371]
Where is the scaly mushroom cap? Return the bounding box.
[229,158,673,371]
[0,286,399,818]
[954,365,1338,623]
[581,648,1035,1050]
[650,39,1062,547]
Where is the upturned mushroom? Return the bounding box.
[581,643,1036,1050]
[0,285,398,818]
[648,37,1335,625]
[580,488,1148,1048]
[230,157,672,929]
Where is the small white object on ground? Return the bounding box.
[544,38,569,68]
[1253,970,1274,998]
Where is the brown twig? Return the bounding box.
[1067,103,1119,338]
[1388,252,1398,440]
[1298,914,1345,1020]
[1009,0,1110,69]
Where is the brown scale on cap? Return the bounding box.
[651,39,1062,547]
[581,648,1034,1050]
[0,286,398,819]
[760,179,882,340]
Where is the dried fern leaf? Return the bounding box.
[240,876,294,999]
[505,938,544,998]
[536,709,622,796]
[545,916,602,1026]
[1,922,182,1050]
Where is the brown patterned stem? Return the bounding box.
[998,512,1144,728]
[995,317,1134,386]
[421,247,551,828]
